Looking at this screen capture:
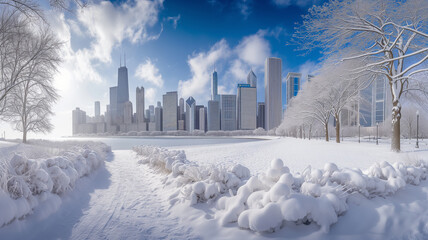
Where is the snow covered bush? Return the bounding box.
[0,141,111,227]
[133,146,250,205]
[216,158,428,233]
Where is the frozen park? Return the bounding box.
[1,136,428,240]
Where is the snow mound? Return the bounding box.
[133,146,428,234]
[218,158,428,233]
[133,146,250,205]
[0,141,111,227]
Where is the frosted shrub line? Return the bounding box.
[134,146,428,233]
[0,142,111,227]
[133,146,250,205]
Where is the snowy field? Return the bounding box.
[0,137,427,240]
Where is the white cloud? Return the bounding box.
[235,31,270,67]
[135,59,164,88]
[178,39,231,101]
[236,0,253,19]
[145,87,157,107]
[167,15,180,29]
[77,0,164,63]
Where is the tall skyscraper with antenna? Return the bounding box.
[116,54,129,124]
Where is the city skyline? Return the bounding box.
[1,0,323,138]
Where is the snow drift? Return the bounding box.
[0,141,111,227]
[134,145,428,234]
[133,146,250,205]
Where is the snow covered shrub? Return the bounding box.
[0,141,111,227]
[133,146,251,205]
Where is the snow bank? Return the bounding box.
[134,146,428,234]
[133,146,250,205]
[0,141,111,227]
[218,158,428,233]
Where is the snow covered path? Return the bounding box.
[0,150,195,240]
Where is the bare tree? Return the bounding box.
[294,0,428,151]
[2,24,61,143]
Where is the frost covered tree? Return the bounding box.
[1,23,61,143]
[294,0,428,151]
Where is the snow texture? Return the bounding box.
[134,145,428,234]
[133,146,250,205]
[0,141,111,227]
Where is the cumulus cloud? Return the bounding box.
[77,0,164,63]
[145,87,158,107]
[235,31,270,66]
[178,39,231,101]
[135,59,164,88]
[178,31,272,101]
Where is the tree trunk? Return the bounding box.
[325,124,329,142]
[335,114,340,143]
[309,125,312,140]
[391,100,401,152]
[23,129,27,143]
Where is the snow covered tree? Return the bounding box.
[1,23,61,143]
[294,0,428,151]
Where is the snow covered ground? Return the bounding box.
[1,137,427,239]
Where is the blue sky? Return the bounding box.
[4,0,326,138]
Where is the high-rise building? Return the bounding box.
[162,91,178,131]
[207,100,220,131]
[116,64,129,124]
[257,102,265,129]
[286,72,302,108]
[211,70,219,101]
[358,77,392,127]
[149,105,155,122]
[72,107,86,135]
[124,101,133,125]
[109,86,117,124]
[199,108,206,132]
[237,84,257,130]
[145,109,150,122]
[307,74,314,83]
[95,101,100,117]
[186,97,196,132]
[265,57,283,130]
[155,106,163,131]
[247,69,257,88]
[157,101,161,107]
[220,94,237,131]
[179,98,185,121]
[195,105,204,130]
[136,86,145,124]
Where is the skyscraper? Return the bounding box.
[109,86,117,125]
[179,97,185,121]
[257,102,265,129]
[211,70,219,101]
[199,108,206,132]
[195,105,204,130]
[186,97,196,132]
[136,86,145,124]
[95,101,100,117]
[286,72,302,108]
[162,91,178,131]
[124,101,133,125]
[149,105,155,122]
[247,69,257,88]
[116,64,129,124]
[237,84,257,130]
[207,100,220,131]
[220,94,237,131]
[265,57,283,130]
[155,105,163,131]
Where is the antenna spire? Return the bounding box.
[120,54,122,67]
[124,53,126,67]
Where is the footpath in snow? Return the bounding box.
[0,148,195,240]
